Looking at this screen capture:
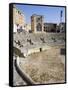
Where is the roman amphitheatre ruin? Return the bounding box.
[13,31,65,86]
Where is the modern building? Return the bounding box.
[31,14,44,33]
[44,23,57,32]
[13,5,25,32]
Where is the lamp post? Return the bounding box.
[60,10,63,32]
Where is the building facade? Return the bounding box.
[44,23,57,32]
[31,14,44,33]
[25,24,31,32]
[13,5,25,32]
[59,23,66,33]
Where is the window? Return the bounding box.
[36,23,42,31]
[36,17,41,22]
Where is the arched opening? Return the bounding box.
[40,48,42,52]
[36,23,42,31]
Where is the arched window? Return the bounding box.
[36,23,42,31]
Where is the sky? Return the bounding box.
[15,4,65,24]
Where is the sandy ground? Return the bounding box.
[19,46,65,84]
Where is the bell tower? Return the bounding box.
[31,14,44,33]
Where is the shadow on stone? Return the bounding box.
[13,47,25,58]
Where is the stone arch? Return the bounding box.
[36,23,42,31]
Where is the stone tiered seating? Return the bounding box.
[13,30,65,57]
